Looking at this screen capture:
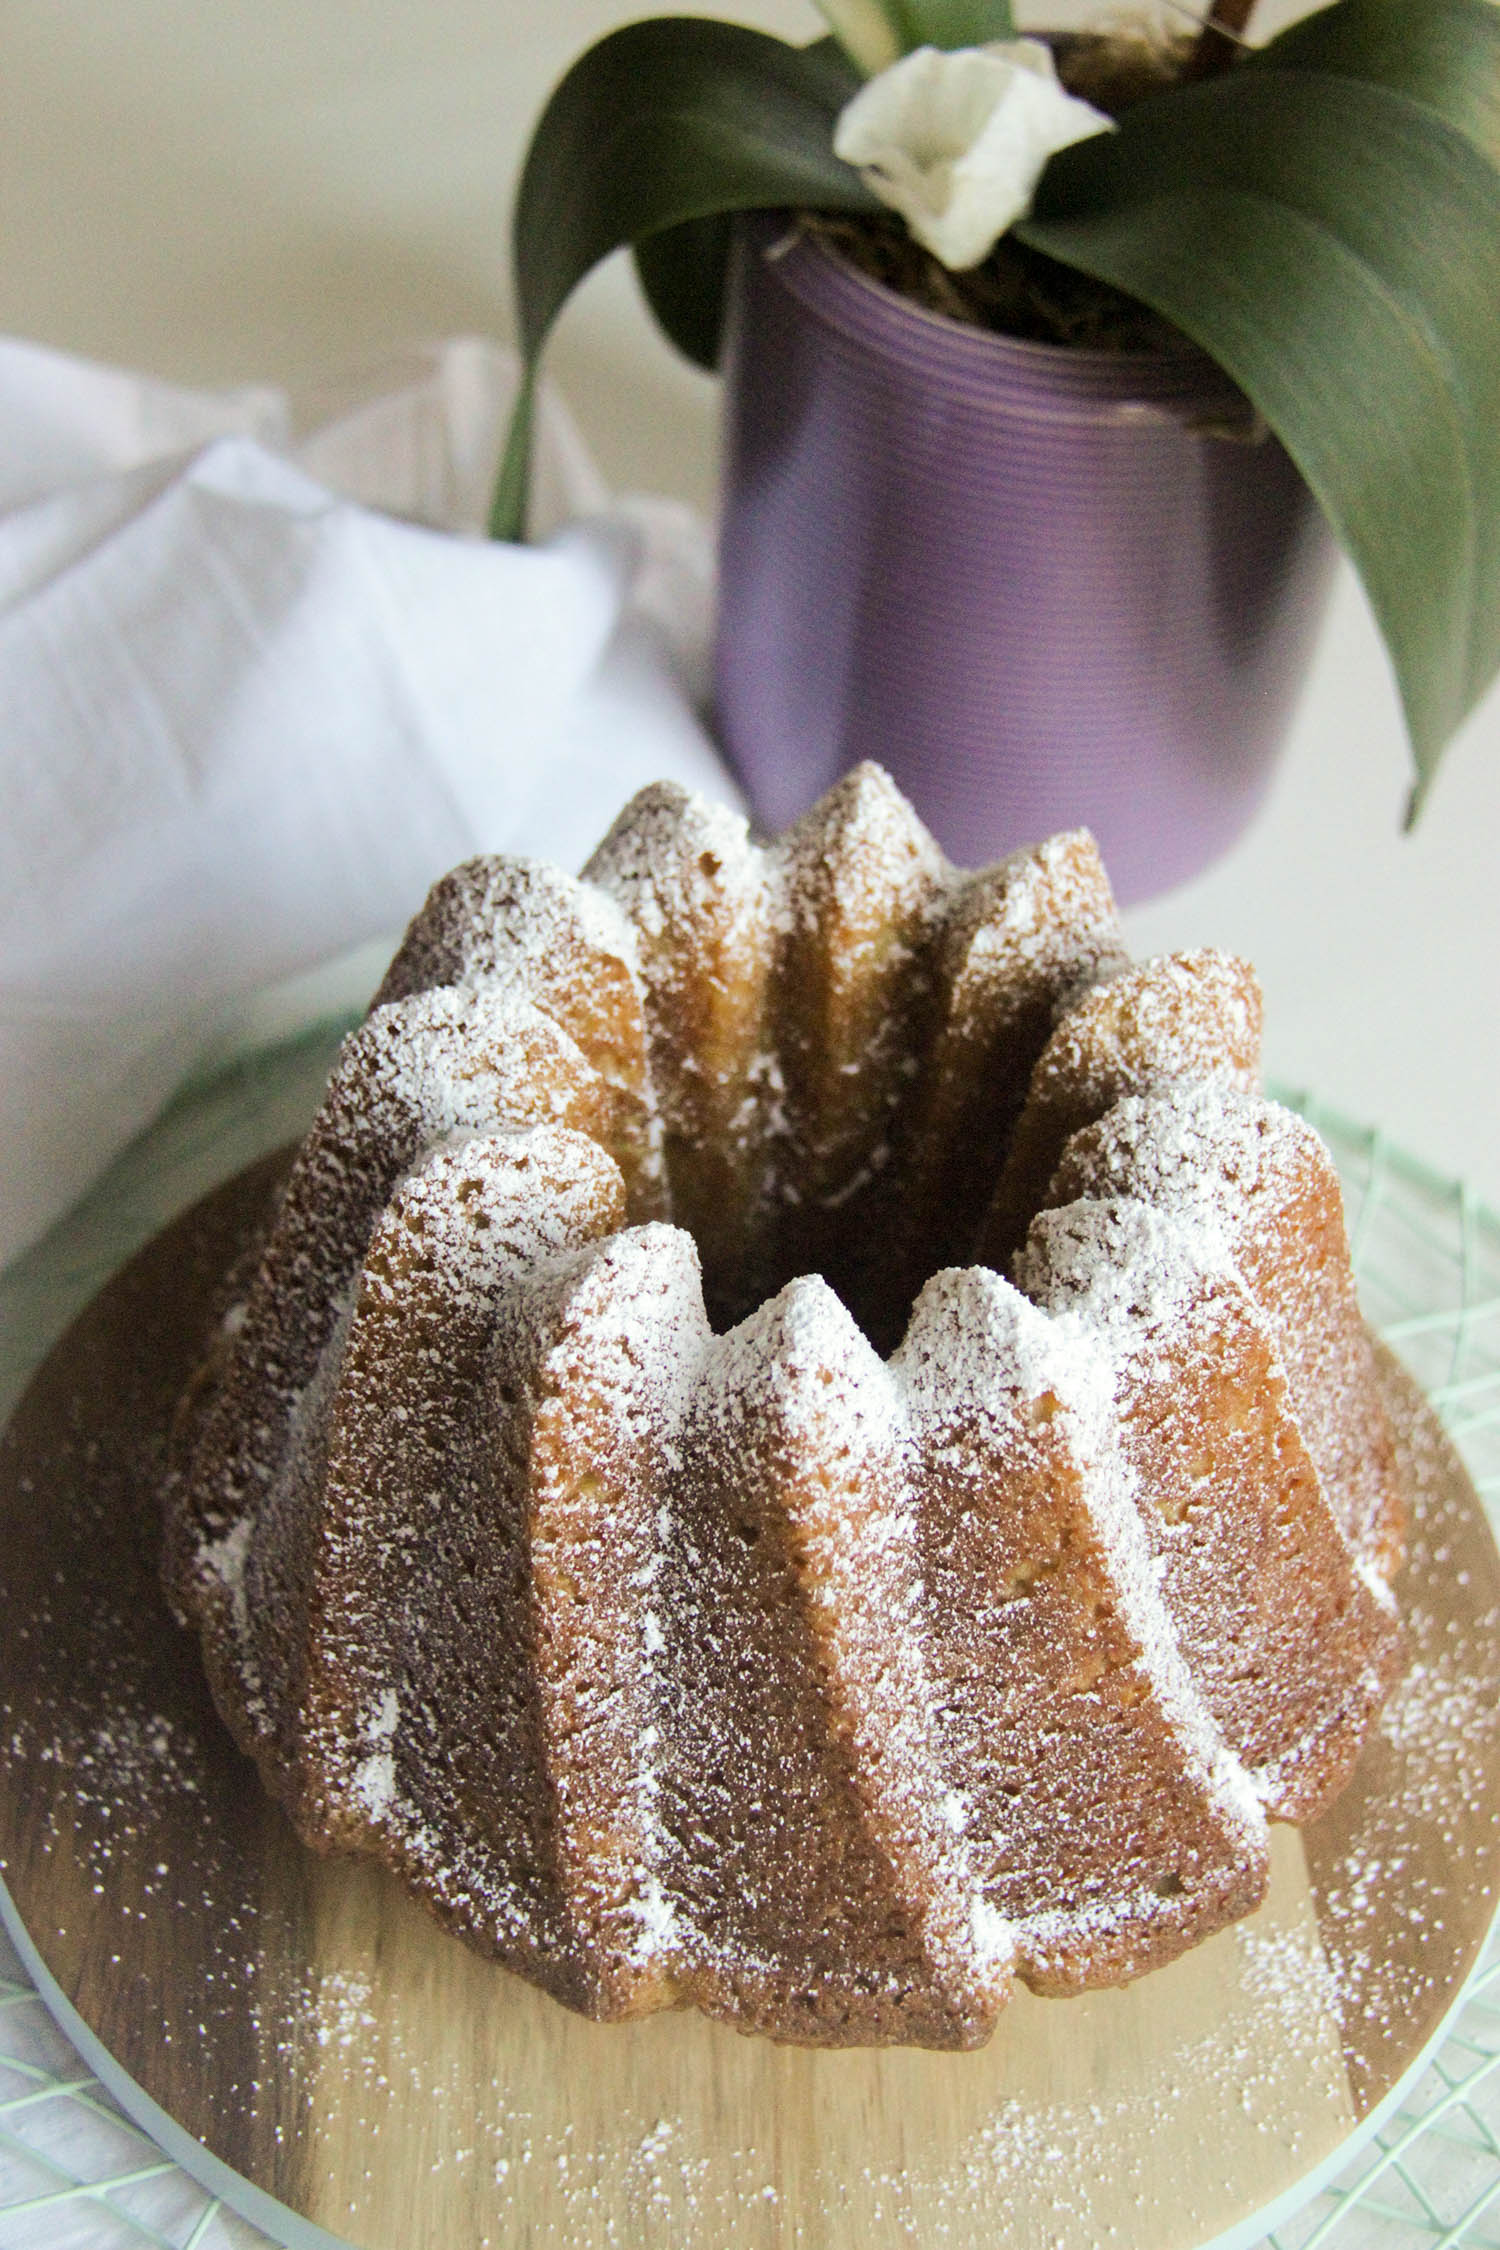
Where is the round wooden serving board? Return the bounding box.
[2,1155,1499,2250]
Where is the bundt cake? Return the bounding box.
[163,763,1406,2049]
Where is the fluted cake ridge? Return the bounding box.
[163,763,1405,2047]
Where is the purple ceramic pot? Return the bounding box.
[714,215,1336,903]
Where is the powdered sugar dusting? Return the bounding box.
[163,763,1415,2049]
[1050,1083,1407,1585]
[1018,1191,1403,1829]
[352,1748,397,1817]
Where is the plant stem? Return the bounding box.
[1185,0,1259,81]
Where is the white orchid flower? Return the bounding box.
[833,39,1115,272]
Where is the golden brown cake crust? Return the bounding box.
[976,950,1264,1270]
[164,766,1405,2048]
[1018,1195,1404,1823]
[1048,1088,1406,1586]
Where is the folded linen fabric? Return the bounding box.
[0,336,734,1270]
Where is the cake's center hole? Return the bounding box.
[669,1059,1036,1355]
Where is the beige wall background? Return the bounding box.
[3,0,1496,1203]
[0,0,1308,508]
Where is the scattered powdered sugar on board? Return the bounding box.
[1233,1917,1344,2035]
[1297,1358,1500,2107]
[1308,1622,1500,2068]
[308,1968,378,2052]
[1377,1631,1499,1818]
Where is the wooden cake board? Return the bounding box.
[1,1155,1498,2250]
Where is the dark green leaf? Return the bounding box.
[630,39,862,375]
[633,215,735,372]
[1252,0,1500,170]
[894,0,1016,47]
[1019,67,1500,806]
[492,19,871,539]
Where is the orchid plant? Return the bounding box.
[493,0,1500,814]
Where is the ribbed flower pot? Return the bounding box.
[714,214,1337,903]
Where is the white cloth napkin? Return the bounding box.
[0,336,736,1271]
